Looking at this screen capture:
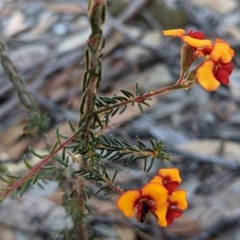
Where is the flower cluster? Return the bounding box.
[117,168,187,227]
[162,29,234,91]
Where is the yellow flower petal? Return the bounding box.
[182,36,212,48]
[141,183,168,207]
[158,168,182,183]
[230,48,234,58]
[155,205,168,227]
[211,39,234,64]
[162,29,185,37]
[117,190,141,217]
[150,175,163,185]
[197,60,220,91]
[169,190,188,210]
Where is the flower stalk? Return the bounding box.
[95,81,195,115]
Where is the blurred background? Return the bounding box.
[1,0,240,239]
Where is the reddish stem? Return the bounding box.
[95,81,194,114]
[176,71,186,85]
[108,182,124,195]
[0,133,76,200]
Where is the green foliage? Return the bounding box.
[23,113,49,136]
[94,82,153,128]
[0,1,180,239]
[0,41,49,136]
[96,135,170,168]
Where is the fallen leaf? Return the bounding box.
[109,99,157,127]
[4,11,28,38]
[46,3,86,14]
[0,224,15,240]
[57,31,90,53]
[29,11,57,35]
[190,0,237,14]
[114,224,136,240]
[177,139,240,163]
[5,138,30,160]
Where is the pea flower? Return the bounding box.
[155,189,188,227]
[163,29,211,47]
[163,29,212,72]
[151,168,181,194]
[117,168,188,227]
[196,39,234,91]
[117,182,168,223]
[162,28,234,91]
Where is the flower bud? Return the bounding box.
[180,43,196,73]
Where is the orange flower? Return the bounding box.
[117,183,168,223]
[163,29,234,91]
[155,189,188,227]
[163,29,212,72]
[151,168,181,195]
[163,29,212,48]
[197,39,234,91]
[117,168,188,228]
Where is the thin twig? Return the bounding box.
[95,81,195,114]
[118,0,150,23]
[0,133,76,200]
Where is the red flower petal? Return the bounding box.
[187,30,193,36]
[164,181,179,195]
[147,200,157,212]
[220,62,233,74]
[189,31,205,40]
[166,209,183,225]
[215,69,230,85]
